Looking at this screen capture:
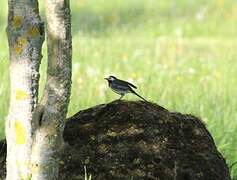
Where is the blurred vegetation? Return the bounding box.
[0,0,237,178]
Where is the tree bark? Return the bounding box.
[30,0,72,179]
[6,0,71,179]
[6,0,44,179]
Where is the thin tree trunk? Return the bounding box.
[30,0,72,179]
[6,0,44,179]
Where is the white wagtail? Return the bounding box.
[104,75,147,101]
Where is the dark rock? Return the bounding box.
[0,100,230,180]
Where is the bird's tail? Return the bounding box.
[131,90,148,102]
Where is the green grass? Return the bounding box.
[1,0,237,178]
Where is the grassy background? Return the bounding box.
[0,0,237,178]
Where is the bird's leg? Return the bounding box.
[119,94,124,100]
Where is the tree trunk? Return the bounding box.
[6,0,44,179]
[30,0,72,179]
[6,0,72,179]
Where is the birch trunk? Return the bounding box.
[6,0,72,179]
[6,0,44,179]
[30,0,72,179]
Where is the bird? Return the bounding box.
[104,75,147,101]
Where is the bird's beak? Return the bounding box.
[104,77,108,80]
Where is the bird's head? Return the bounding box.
[104,75,117,82]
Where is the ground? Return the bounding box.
[0,101,231,179]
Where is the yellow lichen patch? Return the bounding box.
[18,37,28,46]
[14,120,26,145]
[14,37,28,55]
[14,46,23,55]
[27,26,40,38]
[13,16,23,28]
[15,89,28,100]
[16,160,20,168]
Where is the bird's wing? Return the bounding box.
[117,79,137,89]
[112,81,131,90]
[127,81,137,89]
